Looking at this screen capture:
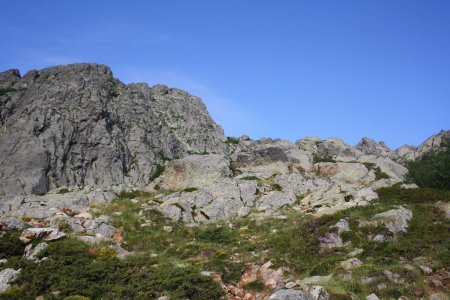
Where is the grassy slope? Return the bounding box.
[1,186,449,299]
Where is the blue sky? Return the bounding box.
[1,1,449,148]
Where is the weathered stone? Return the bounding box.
[314,162,370,184]
[149,154,230,191]
[109,243,133,259]
[237,179,258,207]
[24,242,49,260]
[358,155,407,182]
[331,219,350,234]
[356,137,391,157]
[233,138,313,174]
[300,184,377,216]
[268,289,308,300]
[429,292,449,300]
[394,145,416,161]
[340,258,363,270]
[256,191,296,214]
[240,261,285,291]
[318,232,343,252]
[307,286,330,300]
[372,206,413,235]
[298,275,333,285]
[348,248,363,257]
[400,183,419,189]
[437,201,450,219]
[274,173,329,196]
[0,186,114,219]
[0,217,27,231]
[366,293,380,300]
[419,265,433,275]
[382,269,404,284]
[77,236,98,245]
[0,268,20,293]
[20,227,66,243]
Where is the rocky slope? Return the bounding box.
[0,63,447,223]
[0,64,226,198]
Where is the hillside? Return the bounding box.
[0,64,449,300]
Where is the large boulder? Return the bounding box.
[232,138,313,176]
[296,137,362,161]
[0,268,20,293]
[300,184,378,216]
[159,179,256,223]
[355,137,391,157]
[148,154,231,191]
[19,227,66,243]
[274,173,329,196]
[0,64,226,198]
[371,206,413,235]
[314,162,372,184]
[255,191,296,214]
[268,289,308,300]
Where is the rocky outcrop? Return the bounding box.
[0,186,114,218]
[395,129,450,161]
[356,137,391,157]
[232,138,313,177]
[148,154,231,191]
[0,64,226,198]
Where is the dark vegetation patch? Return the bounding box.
[406,141,450,189]
[313,154,337,163]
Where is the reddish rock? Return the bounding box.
[112,226,124,244]
[19,227,66,243]
[411,285,423,297]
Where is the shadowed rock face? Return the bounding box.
[0,63,226,197]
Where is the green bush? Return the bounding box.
[241,176,260,181]
[0,231,25,259]
[406,145,450,189]
[57,188,70,194]
[117,190,142,199]
[149,165,165,182]
[9,238,224,300]
[374,167,390,180]
[0,87,17,96]
[313,154,337,163]
[197,226,236,244]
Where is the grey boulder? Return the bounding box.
[268,289,308,300]
[0,268,20,293]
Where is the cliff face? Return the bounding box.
[0,64,226,197]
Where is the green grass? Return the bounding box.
[313,154,337,163]
[240,176,260,181]
[0,87,19,96]
[57,188,70,194]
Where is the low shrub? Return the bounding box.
[406,144,450,189]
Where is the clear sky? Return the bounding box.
[1,1,449,148]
